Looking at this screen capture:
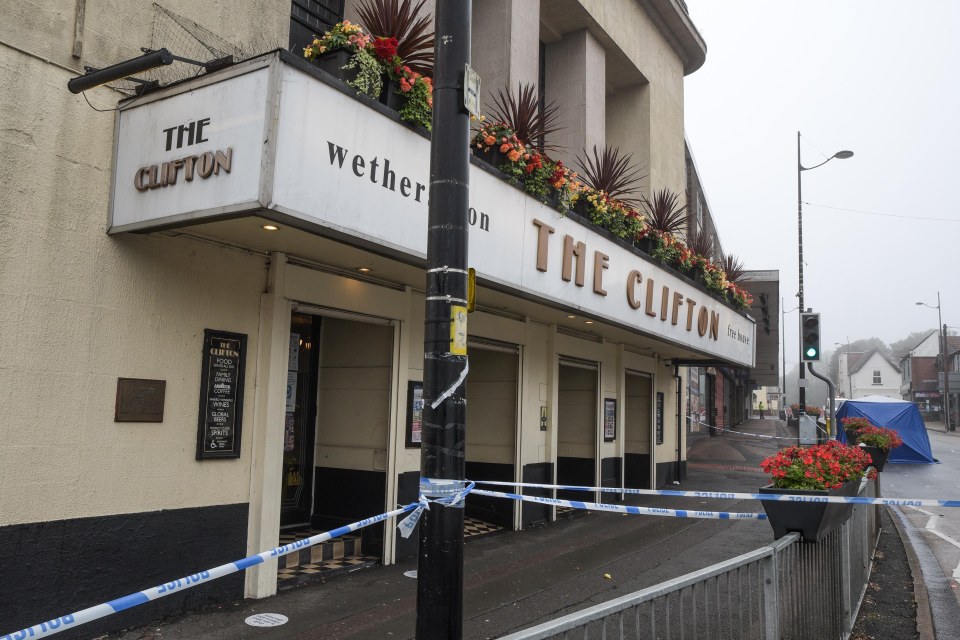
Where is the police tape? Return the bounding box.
[1,503,419,640]
[471,488,766,520]
[708,426,798,441]
[471,480,960,508]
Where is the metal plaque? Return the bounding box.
[464,64,481,118]
[115,378,166,422]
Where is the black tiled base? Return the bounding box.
[464,516,504,539]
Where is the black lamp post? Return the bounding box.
[797,132,853,410]
[917,293,951,431]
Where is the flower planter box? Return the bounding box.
[313,48,358,84]
[472,146,508,171]
[634,237,656,254]
[860,445,890,471]
[844,428,859,445]
[760,479,860,542]
[380,77,405,111]
[572,198,590,218]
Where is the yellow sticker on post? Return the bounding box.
[450,305,468,355]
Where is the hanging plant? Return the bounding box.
[343,47,384,98]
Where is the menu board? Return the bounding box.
[196,329,247,459]
[656,392,665,445]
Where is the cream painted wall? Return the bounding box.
[625,373,652,454]
[557,365,598,459]
[314,318,392,471]
[465,348,518,465]
[578,0,688,196]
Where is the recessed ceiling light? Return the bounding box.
[262,224,279,231]
[357,267,372,273]
[584,320,594,325]
[567,315,576,319]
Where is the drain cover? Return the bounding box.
[245,613,289,627]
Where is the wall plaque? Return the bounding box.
[405,381,423,448]
[196,329,247,459]
[115,378,166,422]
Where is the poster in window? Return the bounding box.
[656,392,665,445]
[603,398,617,442]
[196,329,247,459]
[406,381,424,448]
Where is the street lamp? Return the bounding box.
[834,336,852,399]
[916,293,951,431]
[797,132,853,410]
[782,300,800,417]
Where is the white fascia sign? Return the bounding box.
[109,53,755,366]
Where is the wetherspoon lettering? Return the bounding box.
[533,218,721,341]
[326,140,491,232]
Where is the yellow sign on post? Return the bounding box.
[450,305,468,355]
[467,267,476,313]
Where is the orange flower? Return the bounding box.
[500,143,512,153]
[484,135,496,146]
[508,149,521,162]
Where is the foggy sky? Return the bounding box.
[683,1,960,377]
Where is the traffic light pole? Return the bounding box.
[797,132,806,412]
[806,363,835,443]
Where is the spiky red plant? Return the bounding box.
[687,229,716,261]
[489,83,562,153]
[641,188,689,235]
[722,254,745,284]
[356,0,434,76]
[575,145,646,207]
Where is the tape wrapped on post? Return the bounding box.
[396,479,475,539]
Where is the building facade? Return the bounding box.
[838,350,901,400]
[0,1,758,636]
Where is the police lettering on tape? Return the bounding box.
[471,480,960,508]
[470,488,766,521]
[1,504,419,640]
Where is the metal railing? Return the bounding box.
[501,480,880,640]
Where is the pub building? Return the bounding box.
[0,1,761,636]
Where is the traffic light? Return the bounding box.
[801,312,821,361]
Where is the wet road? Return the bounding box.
[879,424,960,636]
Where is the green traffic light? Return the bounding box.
[805,347,818,358]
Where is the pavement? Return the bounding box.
[105,418,933,640]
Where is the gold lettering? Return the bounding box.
[698,307,709,336]
[214,147,232,174]
[644,278,657,317]
[593,251,609,296]
[197,151,215,178]
[532,219,555,272]
[183,156,196,181]
[685,298,697,331]
[146,165,161,189]
[562,235,586,286]
[671,292,684,326]
[134,167,150,192]
[626,270,642,310]
[710,311,720,341]
[660,286,670,321]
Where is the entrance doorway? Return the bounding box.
[624,371,652,489]
[464,342,519,529]
[557,359,598,502]
[278,313,393,584]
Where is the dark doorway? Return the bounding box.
[557,360,598,502]
[624,372,652,489]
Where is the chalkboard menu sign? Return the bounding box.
[655,392,665,445]
[196,329,247,459]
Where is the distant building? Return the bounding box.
[839,350,901,399]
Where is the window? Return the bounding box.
[873,370,882,385]
[289,0,344,53]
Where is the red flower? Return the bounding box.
[373,37,399,62]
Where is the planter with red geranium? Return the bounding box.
[841,416,871,445]
[759,441,871,542]
[853,425,903,472]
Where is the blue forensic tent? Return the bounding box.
[836,395,937,464]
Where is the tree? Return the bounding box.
[889,329,937,360]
